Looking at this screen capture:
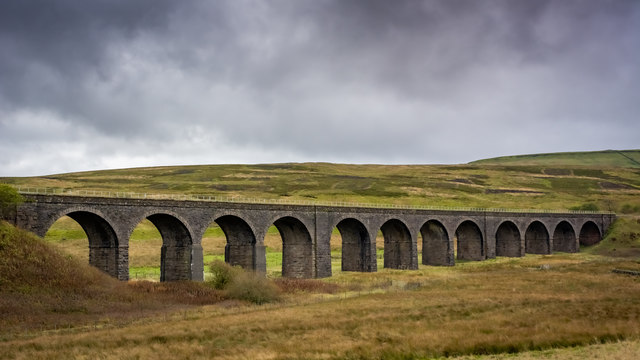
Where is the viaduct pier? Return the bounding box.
[14,192,615,281]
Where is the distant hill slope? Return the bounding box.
[470,149,640,168]
[1,150,640,213]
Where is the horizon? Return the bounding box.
[2,148,638,178]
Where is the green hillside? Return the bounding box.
[1,150,639,213]
[470,149,640,167]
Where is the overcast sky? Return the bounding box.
[1,0,638,176]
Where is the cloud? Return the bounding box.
[1,0,639,176]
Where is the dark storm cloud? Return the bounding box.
[1,0,639,176]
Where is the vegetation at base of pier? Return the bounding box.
[207,260,280,304]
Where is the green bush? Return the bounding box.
[0,185,23,220]
[208,260,240,290]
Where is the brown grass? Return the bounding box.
[274,278,341,294]
[4,220,640,358]
[2,254,640,359]
[0,222,229,338]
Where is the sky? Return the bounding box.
[1,0,639,176]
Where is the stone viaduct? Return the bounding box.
[14,194,615,281]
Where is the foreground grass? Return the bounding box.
[5,218,640,358]
[2,253,640,359]
[448,339,640,360]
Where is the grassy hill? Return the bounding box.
[1,150,639,213]
[0,221,224,336]
[470,149,640,167]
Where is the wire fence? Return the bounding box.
[15,186,612,215]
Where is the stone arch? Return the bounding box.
[553,221,577,252]
[420,220,451,266]
[144,213,193,282]
[214,215,257,270]
[46,210,121,278]
[381,219,415,269]
[495,221,521,257]
[525,221,550,254]
[337,218,374,272]
[455,220,484,261]
[579,221,601,246]
[273,216,313,278]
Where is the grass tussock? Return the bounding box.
[207,260,280,304]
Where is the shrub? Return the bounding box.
[226,271,280,305]
[208,260,240,290]
[207,260,280,304]
[0,185,23,221]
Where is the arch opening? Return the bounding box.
[44,212,120,278]
[455,221,484,261]
[381,219,415,270]
[421,220,451,266]
[579,221,601,246]
[273,216,313,278]
[146,214,193,282]
[553,221,577,253]
[127,219,162,281]
[214,215,257,271]
[337,218,374,272]
[525,221,550,254]
[496,221,521,257]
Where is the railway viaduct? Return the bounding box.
[14,193,615,281]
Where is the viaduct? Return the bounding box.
[14,193,615,281]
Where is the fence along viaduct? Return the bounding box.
[15,194,615,281]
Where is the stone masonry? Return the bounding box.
[14,194,615,281]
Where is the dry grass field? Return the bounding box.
[2,218,640,359]
[2,151,640,358]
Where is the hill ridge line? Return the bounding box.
[616,150,640,167]
[16,187,612,214]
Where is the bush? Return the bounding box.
[0,185,23,220]
[208,260,240,290]
[226,271,280,305]
[207,260,280,304]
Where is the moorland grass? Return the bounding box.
[471,149,640,167]
[3,219,640,358]
[1,252,639,359]
[2,151,640,213]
